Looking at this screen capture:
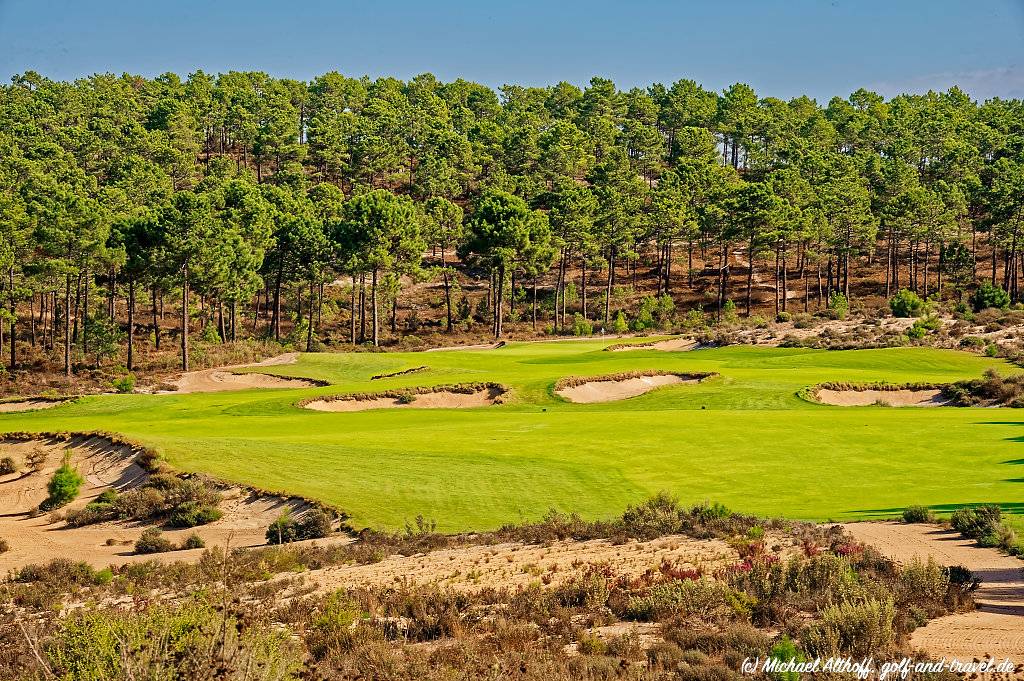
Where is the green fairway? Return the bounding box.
[2,340,1022,531]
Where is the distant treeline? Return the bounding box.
[2,71,1023,371]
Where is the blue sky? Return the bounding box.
[1,0,1023,102]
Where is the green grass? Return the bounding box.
[2,340,1022,532]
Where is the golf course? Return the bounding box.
[2,339,1021,532]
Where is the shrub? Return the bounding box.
[971,283,1011,312]
[902,505,934,523]
[168,501,223,528]
[111,373,135,394]
[776,311,792,323]
[180,533,205,550]
[722,299,738,323]
[0,538,8,553]
[113,487,167,519]
[889,289,925,317]
[681,308,708,330]
[266,508,333,544]
[0,455,16,474]
[576,633,607,655]
[572,313,593,337]
[803,597,896,658]
[827,293,849,320]
[950,505,1001,540]
[768,636,805,681]
[134,528,175,554]
[985,343,999,357]
[41,452,83,510]
[611,311,628,334]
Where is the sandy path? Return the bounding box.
[844,522,1024,661]
[295,534,738,595]
[304,387,504,412]
[557,375,692,403]
[0,435,344,571]
[815,388,948,407]
[167,352,322,393]
[0,399,66,413]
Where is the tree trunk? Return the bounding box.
[8,266,15,371]
[152,286,160,350]
[350,275,357,344]
[306,281,315,352]
[495,264,505,338]
[371,268,379,347]
[532,279,538,331]
[272,259,284,341]
[441,247,453,332]
[64,275,72,376]
[604,248,614,326]
[181,266,189,372]
[127,276,135,372]
[745,238,755,317]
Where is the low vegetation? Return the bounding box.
[64,473,223,528]
[40,452,83,511]
[0,496,978,680]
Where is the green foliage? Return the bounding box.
[180,533,205,550]
[42,452,83,510]
[767,636,805,681]
[571,313,593,337]
[168,501,223,528]
[111,373,136,394]
[902,505,935,523]
[84,315,125,365]
[827,292,848,320]
[266,509,333,545]
[803,597,896,658]
[950,505,1002,540]
[971,283,1010,312]
[611,311,628,334]
[134,528,175,554]
[889,289,925,318]
[722,299,738,323]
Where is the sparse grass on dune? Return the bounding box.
[0,341,1021,532]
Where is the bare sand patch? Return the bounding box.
[304,385,506,412]
[296,534,738,595]
[843,522,1024,661]
[555,371,713,404]
[0,435,345,571]
[609,337,698,352]
[167,352,323,393]
[815,388,947,407]
[0,399,66,413]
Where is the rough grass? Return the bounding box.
[0,341,1021,532]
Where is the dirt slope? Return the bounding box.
[0,435,345,571]
[844,522,1024,661]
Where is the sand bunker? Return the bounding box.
[167,352,324,393]
[814,388,948,407]
[0,399,66,413]
[844,522,1024,661]
[0,435,345,571]
[610,337,697,352]
[304,385,506,412]
[556,372,711,404]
